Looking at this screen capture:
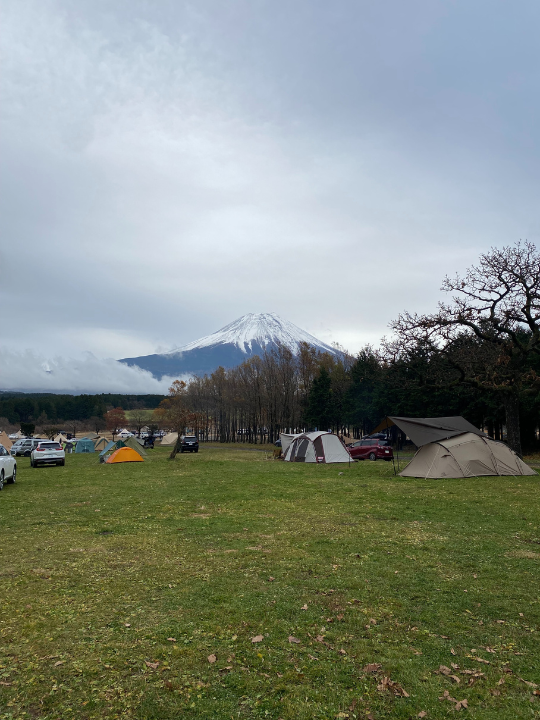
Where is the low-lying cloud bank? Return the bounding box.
[0,349,182,394]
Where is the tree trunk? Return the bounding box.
[503,391,522,457]
[169,435,182,460]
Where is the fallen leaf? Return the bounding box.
[268,577,275,582]
[145,661,159,670]
[207,654,217,664]
[451,648,457,655]
[418,713,427,718]
[124,623,131,627]
[455,699,468,710]
[473,656,490,665]
[520,678,538,688]
[451,663,459,670]
[439,665,452,675]
[362,663,382,673]
[450,675,461,684]
[167,637,176,642]
[377,675,409,697]
[164,680,173,690]
[0,682,12,686]
[497,677,505,685]
[288,636,301,644]
[338,648,347,655]
[369,618,377,625]
[301,604,308,610]
[54,660,65,667]
[491,689,501,696]
[496,620,505,624]
[251,635,264,643]
[219,666,233,672]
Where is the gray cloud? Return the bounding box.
[0,349,177,393]
[1,0,539,380]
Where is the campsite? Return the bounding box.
[1,444,539,719]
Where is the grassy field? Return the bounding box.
[1,447,539,720]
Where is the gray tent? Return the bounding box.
[400,432,535,478]
[282,431,351,463]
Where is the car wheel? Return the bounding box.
[24,450,31,457]
[369,452,377,461]
[0,471,4,490]
[7,466,16,484]
[30,458,34,467]
[195,449,199,453]
[60,459,65,466]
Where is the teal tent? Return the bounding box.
[76,437,95,453]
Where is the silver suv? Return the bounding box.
[11,438,44,457]
[30,441,65,468]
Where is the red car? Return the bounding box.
[348,438,394,461]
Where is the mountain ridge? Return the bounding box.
[120,312,339,379]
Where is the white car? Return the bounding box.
[30,441,65,468]
[0,444,17,489]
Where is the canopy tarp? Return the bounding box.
[373,416,486,448]
[283,431,351,464]
[400,432,536,478]
[0,431,13,450]
[105,447,144,464]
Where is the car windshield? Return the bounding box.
[184,437,197,441]
[40,443,62,449]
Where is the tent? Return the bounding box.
[0,431,13,451]
[400,432,536,478]
[279,433,299,455]
[105,447,144,464]
[83,431,98,439]
[99,439,126,458]
[283,431,351,463]
[124,436,147,457]
[54,433,69,444]
[160,432,178,446]
[75,437,95,453]
[93,437,110,451]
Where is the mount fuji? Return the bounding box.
[120,313,340,379]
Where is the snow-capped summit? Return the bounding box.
[120,313,339,379]
[174,312,336,356]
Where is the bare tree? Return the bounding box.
[387,241,540,456]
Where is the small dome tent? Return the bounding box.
[0,431,13,451]
[75,437,95,453]
[105,447,144,464]
[123,436,147,457]
[283,431,351,463]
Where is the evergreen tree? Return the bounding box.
[305,366,333,430]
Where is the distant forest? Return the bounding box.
[0,392,164,426]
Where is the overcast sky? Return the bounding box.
[2,0,539,391]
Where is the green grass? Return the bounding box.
[1,447,539,719]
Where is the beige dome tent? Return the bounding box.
[282,431,351,463]
[401,432,535,478]
[0,431,13,451]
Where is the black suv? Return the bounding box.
[180,435,199,453]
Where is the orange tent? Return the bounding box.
[105,447,144,464]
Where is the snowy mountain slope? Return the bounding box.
[120,313,339,379]
[174,313,337,355]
